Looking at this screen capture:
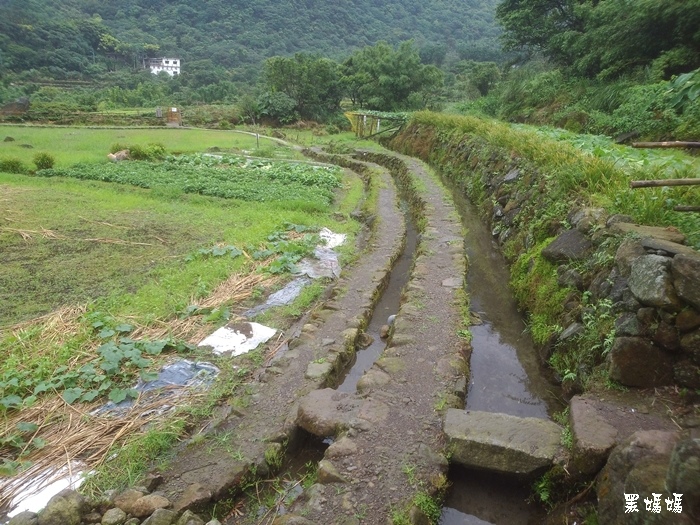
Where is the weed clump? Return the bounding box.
[0,157,27,174]
[32,152,55,171]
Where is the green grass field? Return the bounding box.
[0,124,364,398]
[0,125,295,167]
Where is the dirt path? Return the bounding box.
[150,148,470,525]
[281,151,468,524]
[153,155,407,511]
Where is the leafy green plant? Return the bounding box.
[32,152,55,171]
[37,154,342,205]
[0,157,27,174]
[413,492,441,524]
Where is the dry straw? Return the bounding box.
[1,267,277,514]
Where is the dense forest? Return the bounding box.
[0,0,502,80]
[1,0,699,141]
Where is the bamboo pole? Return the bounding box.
[630,178,700,188]
[632,141,700,149]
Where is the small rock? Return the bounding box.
[38,489,86,525]
[84,512,102,524]
[379,324,390,338]
[102,508,127,525]
[141,509,177,525]
[653,320,680,351]
[559,322,583,341]
[541,229,593,263]
[614,238,647,277]
[503,168,520,183]
[124,520,140,525]
[676,309,700,332]
[131,495,171,518]
[629,254,680,308]
[174,483,211,513]
[357,332,373,348]
[608,337,674,387]
[142,473,163,493]
[8,511,38,525]
[113,489,144,514]
[176,510,205,525]
[326,436,358,458]
[614,313,642,337]
[672,253,700,310]
[318,459,348,484]
[441,277,462,288]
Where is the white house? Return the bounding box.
[144,58,180,76]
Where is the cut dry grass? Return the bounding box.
[131,269,278,344]
[0,268,278,515]
[0,391,200,512]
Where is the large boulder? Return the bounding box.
[569,397,618,476]
[37,489,87,525]
[541,229,593,263]
[672,253,700,310]
[608,337,674,387]
[569,395,676,477]
[629,255,680,309]
[665,438,700,522]
[443,409,562,476]
[8,511,38,525]
[596,430,684,525]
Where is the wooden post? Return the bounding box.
[632,141,700,149]
[630,178,700,188]
[673,206,700,212]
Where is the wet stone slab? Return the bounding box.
[444,409,563,476]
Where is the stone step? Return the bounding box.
[443,409,564,477]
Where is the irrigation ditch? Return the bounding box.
[10,122,698,525]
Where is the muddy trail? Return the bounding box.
[144,147,560,525]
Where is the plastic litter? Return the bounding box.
[198,321,277,356]
[243,277,311,318]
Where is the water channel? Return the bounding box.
[336,206,418,393]
[439,180,563,525]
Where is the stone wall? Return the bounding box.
[387,121,700,394]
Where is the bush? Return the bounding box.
[0,157,27,174]
[125,143,167,161]
[33,152,55,171]
[110,143,129,154]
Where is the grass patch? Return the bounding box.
[0,125,364,503]
[0,126,280,168]
[80,417,186,496]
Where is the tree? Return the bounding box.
[341,41,444,110]
[262,53,342,120]
[496,0,700,79]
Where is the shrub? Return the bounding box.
[110,143,129,154]
[127,143,167,161]
[0,157,27,174]
[33,152,55,171]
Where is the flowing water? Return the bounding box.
[439,182,563,525]
[336,207,418,392]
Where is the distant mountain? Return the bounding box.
[0,0,503,78]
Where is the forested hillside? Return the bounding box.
[0,0,502,80]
